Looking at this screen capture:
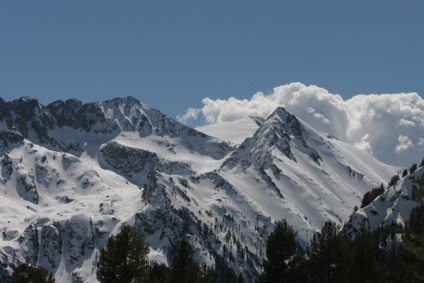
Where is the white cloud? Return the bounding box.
[307,107,330,124]
[396,119,415,127]
[181,82,424,166]
[176,107,201,125]
[354,134,373,155]
[396,135,414,153]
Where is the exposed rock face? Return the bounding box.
[16,169,39,204]
[222,107,322,170]
[100,142,160,176]
[0,96,398,282]
[0,132,24,156]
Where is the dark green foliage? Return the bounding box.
[382,207,424,283]
[259,170,424,283]
[345,228,381,283]
[96,229,245,283]
[402,169,408,177]
[199,263,219,283]
[171,239,198,283]
[307,220,347,283]
[97,225,149,283]
[9,264,55,283]
[397,205,424,281]
[388,174,400,187]
[410,163,418,174]
[259,219,299,283]
[361,183,385,208]
[170,239,217,283]
[420,157,424,168]
[147,262,171,283]
[222,270,245,283]
[144,255,244,283]
[412,175,424,202]
[214,254,245,283]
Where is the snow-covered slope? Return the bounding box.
[196,116,263,145]
[345,165,424,234]
[0,97,398,282]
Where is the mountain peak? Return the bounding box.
[14,96,39,103]
[0,97,399,283]
[221,107,324,171]
[106,96,144,107]
[264,107,303,139]
[269,106,290,118]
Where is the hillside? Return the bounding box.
[0,96,398,282]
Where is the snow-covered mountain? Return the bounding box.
[0,96,398,282]
[345,165,424,234]
[196,116,263,145]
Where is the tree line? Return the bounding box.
[8,205,422,283]
[258,161,424,283]
[3,158,424,282]
[258,211,422,283]
[96,225,245,283]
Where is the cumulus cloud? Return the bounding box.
[396,135,414,153]
[354,134,373,154]
[307,107,330,124]
[396,119,415,127]
[176,107,201,125]
[179,82,424,166]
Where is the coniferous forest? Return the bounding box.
[258,161,424,283]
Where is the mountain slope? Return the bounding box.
[345,165,424,234]
[0,97,398,282]
[196,116,264,145]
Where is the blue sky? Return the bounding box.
[1,1,423,121]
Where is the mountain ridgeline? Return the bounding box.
[0,96,405,282]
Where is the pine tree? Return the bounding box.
[199,263,218,283]
[396,205,424,282]
[361,184,385,208]
[147,262,171,283]
[388,174,400,187]
[259,219,299,283]
[9,264,55,283]
[345,228,381,283]
[307,220,347,283]
[171,239,199,283]
[402,169,408,178]
[97,225,149,283]
[410,163,418,174]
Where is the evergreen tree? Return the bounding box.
[236,273,245,283]
[171,239,199,283]
[259,219,299,283]
[361,183,385,208]
[97,225,149,283]
[410,163,418,174]
[214,254,245,283]
[199,263,218,283]
[287,250,309,283]
[402,169,408,178]
[147,262,171,283]
[345,228,381,283]
[388,174,400,187]
[306,220,347,283]
[10,263,55,283]
[394,205,424,282]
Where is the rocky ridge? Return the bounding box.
[0,96,398,282]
